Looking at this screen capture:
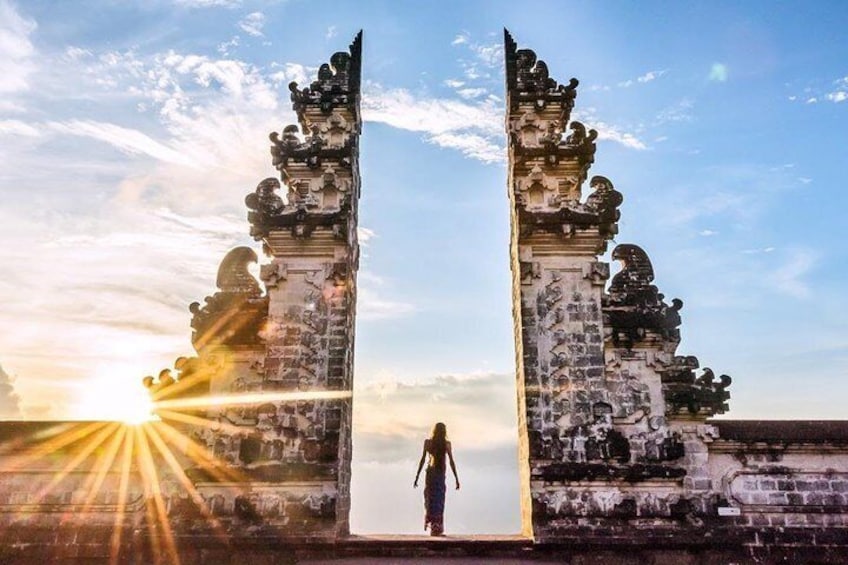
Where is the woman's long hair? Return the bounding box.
[429,422,447,468]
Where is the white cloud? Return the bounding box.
[0,119,40,136]
[656,98,694,124]
[361,83,505,163]
[0,364,21,419]
[47,120,201,167]
[617,69,666,88]
[354,372,518,454]
[426,132,504,163]
[770,249,816,299]
[238,11,266,37]
[64,46,93,61]
[270,62,310,87]
[742,247,776,255]
[357,226,376,246]
[357,287,417,321]
[806,97,818,104]
[443,79,465,89]
[471,43,503,68]
[637,69,667,83]
[325,25,337,40]
[456,87,487,99]
[826,91,847,103]
[708,62,728,82]
[699,229,718,236]
[798,177,813,184]
[217,35,239,56]
[590,119,648,150]
[0,0,37,95]
[451,33,469,46]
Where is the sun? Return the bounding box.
[71,373,158,425]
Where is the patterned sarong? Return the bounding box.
[423,466,446,535]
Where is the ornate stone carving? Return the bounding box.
[289,31,362,123]
[604,244,683,346]
[585,175,623,237]
[505,29,579,114]
[516,173,622,243]
[188,247,268,351]
[510,119,597,171]
[246,176,348,240]
[662,357,732,417]
[269,124,353,177]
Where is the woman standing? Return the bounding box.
[413,422,460,536]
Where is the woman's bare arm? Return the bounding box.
[447,441,460,490]
[413,439,428,487]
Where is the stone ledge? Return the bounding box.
[708,420,848,443]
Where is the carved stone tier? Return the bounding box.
[505,29,579,115]
[289,31,362,127]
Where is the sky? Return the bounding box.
[1,0,847,534]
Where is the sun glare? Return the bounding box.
[72,374,157,424]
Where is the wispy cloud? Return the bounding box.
[0,119,40,136]
[361,82,505,164]
[638,69,667,83]
[451,33,469,46]
[357,269,417,321]
[770,249,816,299]
[456,87,487,100]
[826,77,848,103]
[656,98,694,124]
[238,11,266,37]
[618,69,667,88]
[0,0,37,95]
[792,77,848,105]
[0,364,21,419]
[47,120,201,167]
[575,109,648,150]
[325,25,337,40]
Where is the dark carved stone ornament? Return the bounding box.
[512,120,598,171]
[269,124,354,180]
[585,175,623,238]
[245,177,349,241]
[517,175,623,241]
[188,246,269,351]
[289,31,362,125]
[603,244,683,346]
[142,356,212,404]
[661,356,732,417]
[504,29,579,115]
[533,462,686,482]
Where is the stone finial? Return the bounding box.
[504,29,579,113]
[289,31,362,124]
[662,358,732,417]
[604,244,683,346]
[189,247,269,351]
[217,247,263,296]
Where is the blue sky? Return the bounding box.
[1,0,847,534]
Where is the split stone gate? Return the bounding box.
[1,30,847,563]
